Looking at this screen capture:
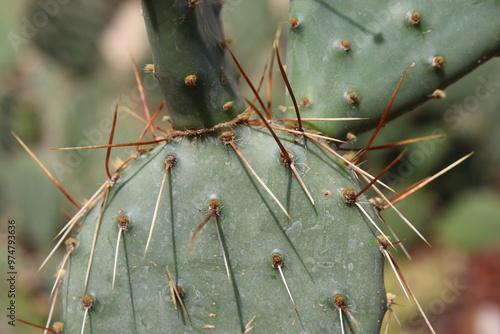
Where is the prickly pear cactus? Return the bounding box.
[286,0,500,138]
[31,0,500,333]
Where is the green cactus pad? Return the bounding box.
[62,126,385,333]
[141,0,246,130]
[286,0,500,139]
[30,0,119,73]
[41,1,500,332]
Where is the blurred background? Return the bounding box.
[0,1,498,333]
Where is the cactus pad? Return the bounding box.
[62,126,386,333]
[286,0,500,138]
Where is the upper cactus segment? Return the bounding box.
[141,0,245,130]
[286,0,500,139]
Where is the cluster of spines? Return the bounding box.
[13,3,480,332]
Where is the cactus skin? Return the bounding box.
[30,0,120,73]
[62,127,385,333]
[141,0,246,130]
[286,0,500,139]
